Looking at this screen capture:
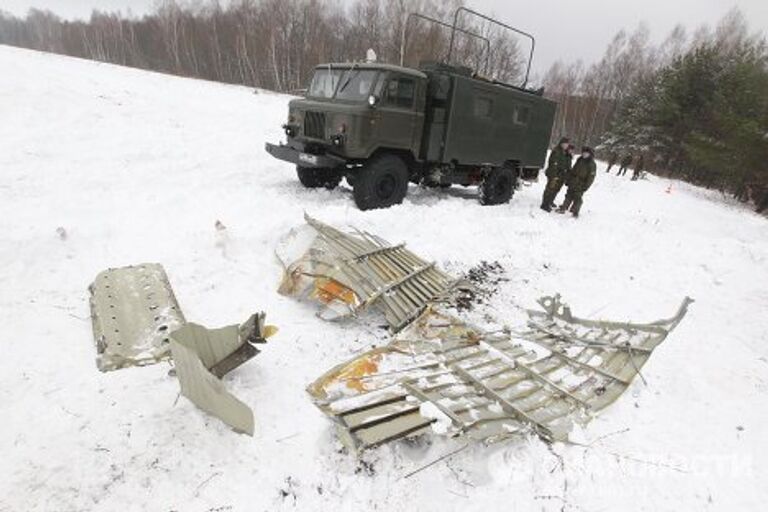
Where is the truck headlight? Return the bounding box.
[282,123,298,138]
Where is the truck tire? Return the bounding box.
[480,166,515,205]
[296,166,342,189]
[353,154,409,210]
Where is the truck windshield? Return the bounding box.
[335,69,378,102]
[308,68,343,98]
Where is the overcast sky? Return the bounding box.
[2,0,767,75]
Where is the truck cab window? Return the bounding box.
[336,69,378,102]
[383,76,416,109]
[308,68,342,99]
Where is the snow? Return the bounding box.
[419,401,453,435]
[1,45,767,511]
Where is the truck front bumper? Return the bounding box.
[265,141,346,169]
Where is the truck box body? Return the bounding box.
[420,62,556,169]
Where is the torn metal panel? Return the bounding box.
[170,313,275,436]
[170,326,254,436]
[522,295,695,390]
[278,214,464,332]
[308,297,692,453]
[89,263,185,372]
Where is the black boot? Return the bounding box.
[540,191,553,212]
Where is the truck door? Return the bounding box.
[371,73,424,154]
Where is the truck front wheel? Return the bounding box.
[480,166,515,205]
[296,166,342,189]
[353,155,409,210]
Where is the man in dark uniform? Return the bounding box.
[756,185,768,213]
[606,152,618,173]
[631,155,645,180]
[618,154,633,176]
[541,137,572,212]
[558,146,597,217]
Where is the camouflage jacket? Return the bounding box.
[545,145,571,179]
[567,157,597,192]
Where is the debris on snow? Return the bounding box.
[170,313,276,436]
[172,312,275,379]
[307,296,692,453]
[88,263,185,371]
[214,219,229,257]
[455,260,508,311]
[89,262,276,434]
[277,214,470,332]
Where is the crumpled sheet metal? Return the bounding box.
[89,262,276,435]
[523,295,694,396]
[278,214,463,332]
[89,263,185,372]
[307,296,692,453]
[170,313,275,436]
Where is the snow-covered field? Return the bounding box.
[1,45,767,512]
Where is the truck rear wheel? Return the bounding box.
[480,166,515,205]
[353,155,409,210]
[296,166,342,189]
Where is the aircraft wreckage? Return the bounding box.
[306,297,692,452]
[88,263,276,435]
[277,214,467,332]
[280,215,692,452]
[87,216,691,454]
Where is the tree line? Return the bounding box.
[0,0,525,92]
[543,9,767,209]
[0,2,766,209]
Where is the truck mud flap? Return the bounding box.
[307,296,692,454]
[265,142,346,169]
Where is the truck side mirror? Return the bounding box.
[368,94,379,108]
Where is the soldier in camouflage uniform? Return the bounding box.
[558,146,597,217]
[540,137,572,212]
[618,154,633,176]
[755,184,768,213]
[631,155,645,180]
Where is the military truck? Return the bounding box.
[265,8,557,210]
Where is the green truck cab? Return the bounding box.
[265,10,556,210]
